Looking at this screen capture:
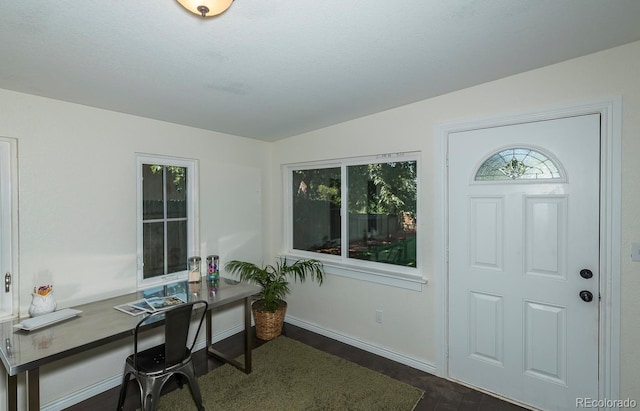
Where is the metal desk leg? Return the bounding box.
[27,368,40,410]
[243,296,252,373]
[206,309,212,349]
[206,296,253,374]
[7,374,17,411]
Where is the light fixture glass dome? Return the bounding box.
[176,0,234,18]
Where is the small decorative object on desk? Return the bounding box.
[29,285,56,317]
[207,255,219,282]
[188,256,201,282]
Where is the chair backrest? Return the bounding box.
[133,299,208,368]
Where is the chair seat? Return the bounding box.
[126,344,192,374]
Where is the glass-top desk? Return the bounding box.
[0,277,260,411]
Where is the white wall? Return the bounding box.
[271,40,640,402]
[0,88,270,406]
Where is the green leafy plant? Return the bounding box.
[225,258,324,312]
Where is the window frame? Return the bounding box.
[136,154,199,289]
[283,152,425,290]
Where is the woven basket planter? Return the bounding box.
[252,302,287,341]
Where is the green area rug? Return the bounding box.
[157,336,424,410]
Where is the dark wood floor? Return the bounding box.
[64,323,528,411]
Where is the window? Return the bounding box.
[287,153,419,278]
[137,155,198,288]
[475,147,563,181]
[292,167,342,255]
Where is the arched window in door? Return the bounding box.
[474,147,564,181]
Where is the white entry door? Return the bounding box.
[448,114,600,410]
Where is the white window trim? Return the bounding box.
[136,154,199,289]
[283,152,426,291]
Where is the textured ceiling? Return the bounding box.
[1,1,640,142]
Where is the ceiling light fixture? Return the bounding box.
[176,0,234,18]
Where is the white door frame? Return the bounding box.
[434,97,622,406]
[0,136,19,320]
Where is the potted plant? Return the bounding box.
[225,257,325,340]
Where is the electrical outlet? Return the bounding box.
[631,242,640,262]
[375,309,383,324]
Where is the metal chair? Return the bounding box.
[117,300,208,411]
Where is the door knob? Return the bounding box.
[579,290,593,302]
[580,269,593,279]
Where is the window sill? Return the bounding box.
[282,254,427,291]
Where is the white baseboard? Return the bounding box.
[285,315,438,375]
[42,374,123,411]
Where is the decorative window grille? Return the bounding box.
[475,147,563,181]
